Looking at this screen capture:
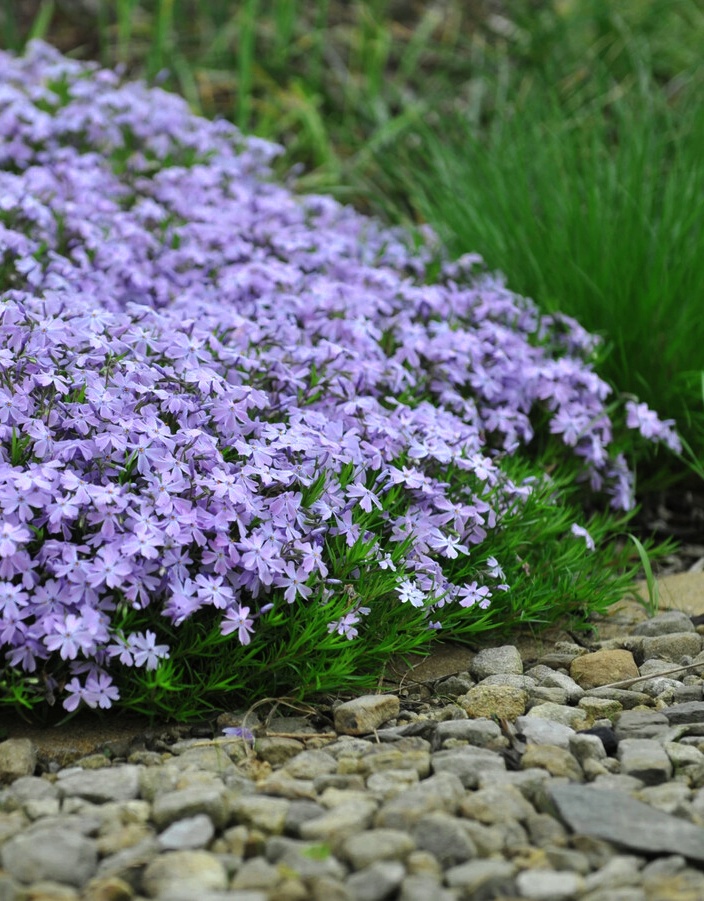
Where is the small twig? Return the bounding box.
[260,730,337,741]
[594,660,704,690]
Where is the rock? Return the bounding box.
[7,775,58,803]
[230,857,281,891]
[436,674,475,696]
[151,785,232,830]
[299,800,377,842]
[266,836,347,881]
[254,737,306,766]
[662,701,704,725]
[636,782,692,817]
[524,664,585,703]
[366,769,419,801]
[458,784,534,824]
[141,850,227,897]
[614,709,670,740]
[412,812,477,866]
[577,696,623,725]
[458,684,527,720]
[339,828,416,869]
[521,745,583,781]
[313,773,366,793]
[516,868,586,900]
[9,881,80,900]
[470,645,523,679]
[433,717,505,749]
[549,783,704,863]
[444,859,516,898]
[530,686,570,705]
[229,795,291,834]
[664,741,704,769]
[0,739,37,784]
[570,650,639,689]
[582,854,644,893]
[475,673,536,691]
[640,658,687,677]
[585,687,652,708]
[515,716,575,749]
[309,876,354,901]
[525,702,588,730]
[399,873,456,901]
[640,633,703,662]
[569,733,608,765]
[82,874,135,901]
[1,825,98,887]
[258,773,317,800]
[283,750,337,780]
[617,739,673,785]
[355,746,430,778]
[334,696,400,735]
[431,746,506,789]
[374,773,464,829]
[345,861,405,901]
[632,611,696,636]
[56,766,141,803]
[168,744,239,776]
[539,643,589,668]
[581,890,646,901]
[157,813,215,850]
[283,800,327,836]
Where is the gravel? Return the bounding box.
[3,608,704,900]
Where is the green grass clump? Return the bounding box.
[372,77,704,482]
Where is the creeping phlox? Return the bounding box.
[0,42,680,711]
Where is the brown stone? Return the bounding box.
[333,695,400,736]
[459,684,528,720]
[0,738,37,783]
[569,649,639,690]
[521,744,583,781]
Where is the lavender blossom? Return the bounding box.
[0,42,682,712]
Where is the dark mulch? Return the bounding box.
[634,487,704,576]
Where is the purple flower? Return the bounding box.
[222,725,255,743]
[346,481,382,513]
[625,401,681,452]
[275,561,313,604]
[396,579,426,608]
[128,630,170,669]
[456,582,492,609]
[0,522,31,558]
[0,41,683,713]
[85,545,133,589]
[83,672,120,709]
[570,523,596,552]
[220,604,255,645]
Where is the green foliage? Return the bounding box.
[0,2,696,721]
[371,75,704,483]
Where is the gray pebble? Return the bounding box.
[470,645,523,679]
[1,607,702,901]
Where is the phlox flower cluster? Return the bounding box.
[0,42,681,712]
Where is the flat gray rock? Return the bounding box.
[631,610,696,636]
[549,783,704,863]
[662,701,704,724]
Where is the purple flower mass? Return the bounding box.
[0,43,681,712]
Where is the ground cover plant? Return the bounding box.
[0,42,681,720]
[3,1,702,479]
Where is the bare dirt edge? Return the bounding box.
[2,573,703,766]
